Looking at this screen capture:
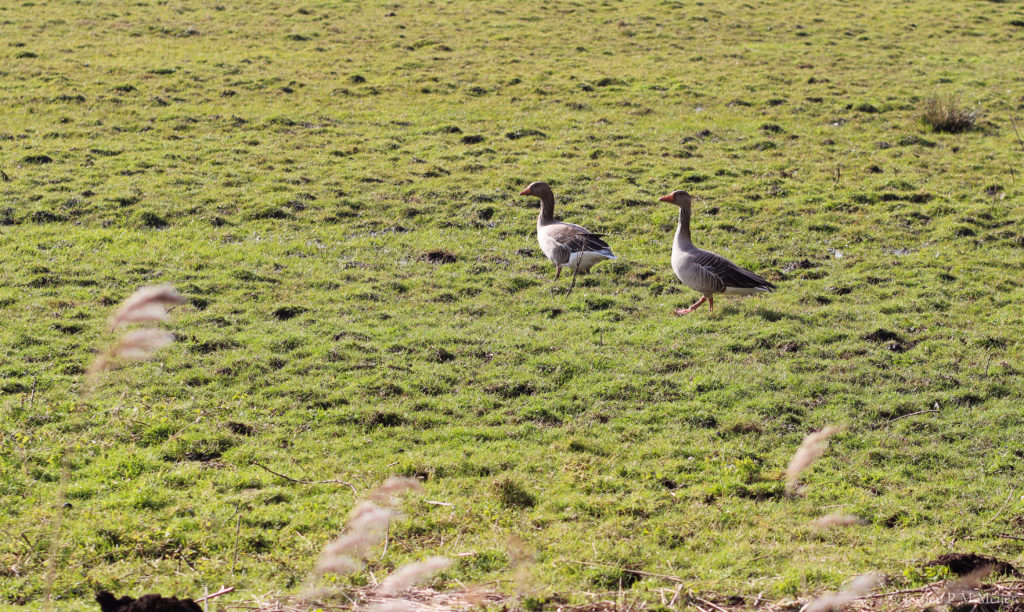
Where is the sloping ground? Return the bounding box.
[2,0,1024,607]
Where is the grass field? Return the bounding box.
[2,0,1024,609]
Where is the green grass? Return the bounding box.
[2,0,1024,608]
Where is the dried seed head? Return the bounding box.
[314,555,362,576]
[108,285,186,332]
[321,530,384,560]
[786,425,845,492]
[371,477,423,504]
[378,557,452,595]
[113,329,175,361]
[508,534,536,594]
[940,565,994,601]
[314,501,395,577]
[507,534,536,566]
[803,573,883,612]
[810,513,867,531]
[309,479,424,588]
[84,329,176,393]
[348,501,395,533]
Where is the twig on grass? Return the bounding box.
[997,533,1024,541]
[251,461,357,494]
[1011,116,1024,154]
[982,487,1017,526]
[20,533,35,555]
[690,593,729,612]
[196,587,235,602]
[669,583,684,607]
[887,409,939,423]
[175,547,196,571]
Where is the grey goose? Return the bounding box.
[519,181,616,294]
[660,190,775,315]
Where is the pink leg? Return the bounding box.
[674,295,709,316]
[554,266,562,280]
[708,295,714,312]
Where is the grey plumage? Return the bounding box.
[660,190,774,314]
[520,181,617,275]
[672,240,776,296]
[540,222,615,270]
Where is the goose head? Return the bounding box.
[519,181,553,199]
[658,190,692,207]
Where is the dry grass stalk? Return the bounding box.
[287,585,505,612]
[55,288,183,604]
[379,557,452,595]
[316,502,394,576]
[786,425,845,492]
[312,478,427,581]
[802,573,883,612]
[107,284,186,331]
[85,329,176,391]
[920,95,979,133]
[308,477,429,598]
[810,513,867,531]
[85,286,183,393]
[507,534,535,566]
[507,534,537,594]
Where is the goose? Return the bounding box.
[519,181,616,294]
[659,190,775,315]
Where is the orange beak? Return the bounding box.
[519,187,532,196]
[658,194,674,203]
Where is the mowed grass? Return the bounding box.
[2,0,1024,608]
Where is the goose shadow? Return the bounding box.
[751,306,805,323]
[717,304,805,323]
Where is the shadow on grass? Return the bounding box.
[717,304,805,323]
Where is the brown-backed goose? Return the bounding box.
[519,181,616,294]
[659,190,775,315]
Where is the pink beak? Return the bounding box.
[658,194,674,203]
[519,187,532,196]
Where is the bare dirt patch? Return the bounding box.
[924,552,1020,577]
[96,591,201,612]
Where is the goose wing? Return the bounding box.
[691,248,775,291]
[543,223,614,265]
